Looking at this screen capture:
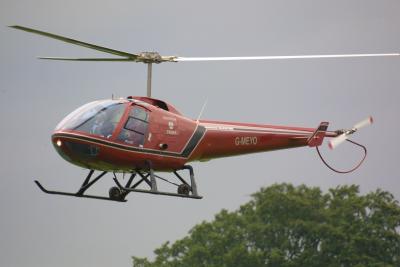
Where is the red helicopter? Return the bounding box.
[11,25,387,202]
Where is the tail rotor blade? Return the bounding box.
[329,134,348,150]
[353,116,373,130]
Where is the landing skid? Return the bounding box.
[34,165,202,202]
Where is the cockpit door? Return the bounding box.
[117,105,150,147]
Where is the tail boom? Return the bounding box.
[190,120,328,161]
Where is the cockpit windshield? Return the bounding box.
[56,100,127,138]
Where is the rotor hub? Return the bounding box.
[137,52,163,64]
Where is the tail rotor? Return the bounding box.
[317,116,373,173]
[328,116,373,149]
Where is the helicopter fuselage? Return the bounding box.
[52,96,336,172]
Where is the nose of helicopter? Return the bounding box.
[50,99,128,169]
[51,132,100,169]
[52,133,83,167]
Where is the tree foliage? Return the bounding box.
[132,184,400,267]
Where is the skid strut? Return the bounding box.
[113,165,202,199]
[34,165,202,202]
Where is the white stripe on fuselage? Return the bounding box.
[201,123,312,136]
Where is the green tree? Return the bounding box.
[132,184,400,267]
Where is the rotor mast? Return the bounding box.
[136,52,174,98]
[147,63,152,97]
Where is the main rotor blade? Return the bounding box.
[10,25,399,64]
[38,57,135,61]
[176,53,399,62]
[9,25,137,59]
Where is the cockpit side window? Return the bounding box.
[130,107,148,122]
[117,106,149,147]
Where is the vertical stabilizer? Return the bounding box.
[307,122,329,147]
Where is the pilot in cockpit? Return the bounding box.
[90,110,106,135]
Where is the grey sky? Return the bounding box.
[1,1,400,266]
